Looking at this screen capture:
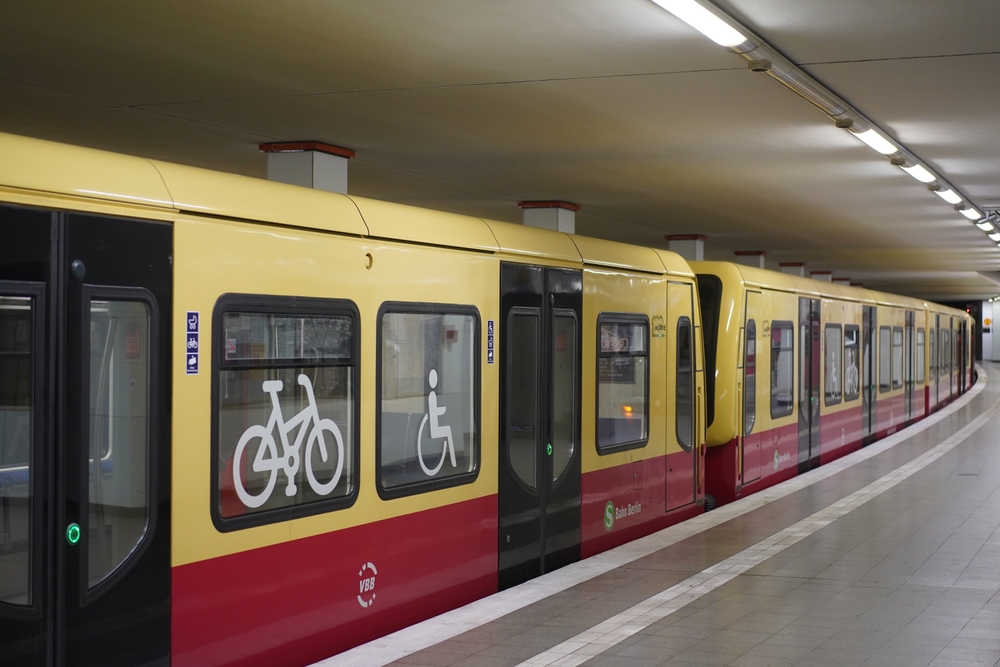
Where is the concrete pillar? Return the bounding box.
[259,141,355,194]
[519,201,578,234]
[779,262,805,277]
[810,271,832,283]
[734,250,766,269]
[665,235,705,261]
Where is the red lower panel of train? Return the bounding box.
[171,496,497,667]
[580,450,704,558]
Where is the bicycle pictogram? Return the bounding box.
[232,374,344,508]
[417,369,456,476]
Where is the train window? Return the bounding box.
[377,305,479,498]
[770,321,794,419]
[0,295,35,605]
[596,314,649,452]
[86,298,153,588]
[744,320,756,436]
[676,317,694,452]
[844,325,860,402]
[824,325,843,406]
[929,327,936,378]
[695,275,722,428]
[212,295,359,531]
[916,328,925,384]
[879,326,891,393]
[892,327,903,389]
[941,328,950,377]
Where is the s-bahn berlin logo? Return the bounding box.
[604,501,615,531]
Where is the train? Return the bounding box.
[0,131,974,667]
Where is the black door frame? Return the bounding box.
[797,297,820,472]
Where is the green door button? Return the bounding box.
[66,523,81,545]
[546,443,553,456]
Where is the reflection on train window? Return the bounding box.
[215,299,357,527]
[879,326,891,393]
[892,327,903,390]
[916,328,925,384]
[676,317,694,452]
[744,320,756,436]
[596,314,648,452]
[770,321,794,418]
[0,296,33,605]
[824,325,842,406]
[843,325,860,402]
[87,299,150,588]
[941,328,950,377]
[379,308,479,496]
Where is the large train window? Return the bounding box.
[892,326,904,389]
[824,324,842,406]
[916,328,926,384]
[211,295,359,531]
[376,304,480,499]
[596,314,649,452]
[770,321,794,418]
[844,325,860,402]
[941,328,950,377]
[676,317,694,452]
[744,320,756,436]
[879,326,891,393]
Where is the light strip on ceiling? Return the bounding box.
[900,164,937,184]
[961,207,983,220]
[650,0,748,46]
[989,232,1000,242]
[649,0,993,251]
[977,220,996,231]
[851,129,898,155]
[934,188,962,205]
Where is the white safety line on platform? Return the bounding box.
[318,368,987,667]
[518,377,1000,666]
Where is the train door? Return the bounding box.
[0,205,172,667]
[797,298,820,472]
[666,282,696,511]
[861,306,876,445]
[741,291,762,484]
[498,263,582,590]
[905,311,915,421]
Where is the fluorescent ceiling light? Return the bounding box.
[900,164,936,183]
[961,207,983,220]
[934,188,962,205]
[990,232,1000,242]
[977,221,995,231]
[852,129,897,155]
[651,0,747,47]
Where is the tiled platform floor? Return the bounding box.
[332,363,1000,667]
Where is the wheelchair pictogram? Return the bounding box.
[417,369,456,476]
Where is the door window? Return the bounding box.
[892,327,903,389]
[506,311,539,488]
[379,308,479,495]
[551,313,577,482]
[0,296,34,605]
[743,320,756,436]
[596,315,649,452]
[916,329,925,384]
[676,317,694,451]
[86,299,151,588]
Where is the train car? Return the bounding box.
[692,261,974,507]
[0,131,705,667]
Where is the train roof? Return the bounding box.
[691,261,968,317]
[0,130,695,278]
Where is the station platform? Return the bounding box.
[322,363,1000,667]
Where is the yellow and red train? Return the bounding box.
[0,132,974,667]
